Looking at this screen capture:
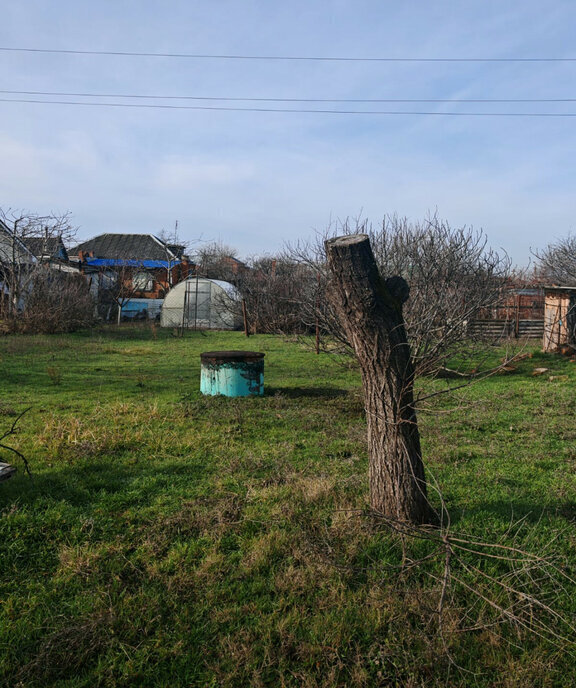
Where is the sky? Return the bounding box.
[1,1,575,266]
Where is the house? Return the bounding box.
[0,219,37,314]
[22,235,69,263]
[70,233,194,320]
[71,233,192,295]
[195,253,248,281]
[215,255,248,277]
[0,219,37,268]
[0,219,97,332]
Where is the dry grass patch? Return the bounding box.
[15,612,114,686]
[35,401,169,461]
[37,414,143,461]
[240,530,290,574]
[293,475,335,503]
[56,543,109,581]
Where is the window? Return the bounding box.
[133,271,153,292]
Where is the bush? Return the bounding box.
[5,269,94,334]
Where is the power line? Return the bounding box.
[1,89,576,104]
[1,46,575,62]
[1,97,575,115]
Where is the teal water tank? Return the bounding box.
[200,351,265,397]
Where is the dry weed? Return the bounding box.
[36,412,145,460]
[15,612,113,684]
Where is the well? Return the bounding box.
[200,351,265,397]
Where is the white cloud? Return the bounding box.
[2,0,576,263]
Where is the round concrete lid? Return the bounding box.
[200,350,265,363]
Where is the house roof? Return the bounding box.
[543,285,576,293]
[23,236,68,261]
[224,255,246,266]
[0,220,37,265]
[72,233,183,261]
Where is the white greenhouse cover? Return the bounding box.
[160,277,241,330]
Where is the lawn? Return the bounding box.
[0,326,575,687]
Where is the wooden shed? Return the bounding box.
[543,286,576,352]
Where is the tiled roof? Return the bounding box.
[72,234,182,261]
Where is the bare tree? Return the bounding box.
[326,234,431,523]
[290,214,510,376]
[0,208,93,332]
[533,234,576,286]
[194,241,243,282]
[282,215,510,525]
[235,255,316,334]
[15,270,93,334]
[96,263,142,325]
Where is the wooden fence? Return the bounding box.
[468,319,544,340]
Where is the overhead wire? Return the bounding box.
[1,46,576,62]
[1,97,575,116]
[1,89,575,104]
[2,46,575,116]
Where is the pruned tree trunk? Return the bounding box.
[325,234,431,524]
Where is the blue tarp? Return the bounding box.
[85,258,180,269]
[121,298,164,319]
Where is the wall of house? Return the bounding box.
[118,260,193,299]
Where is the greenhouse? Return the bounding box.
[160,277,241,330]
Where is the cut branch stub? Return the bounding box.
[325,234,431,524]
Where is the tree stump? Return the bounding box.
[325,234,431,524]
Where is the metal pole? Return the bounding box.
[242,298,250,337]
[194,272,199,330]
[315,272,321,354]
[181,278,189,336]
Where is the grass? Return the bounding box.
[0,325,575,687]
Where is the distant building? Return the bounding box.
[71,233,194,301]
[0,219,37,313]
[22,236,69,263]
[0,219,36,268]
[72,233,184,264]
[69,233,195,321]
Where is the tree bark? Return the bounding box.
[325,234,431,524]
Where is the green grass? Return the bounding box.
[1,325,575,687]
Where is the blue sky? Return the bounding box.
[1,1,575,264]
